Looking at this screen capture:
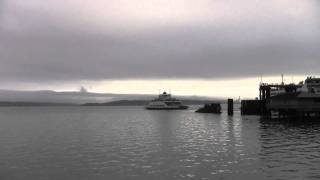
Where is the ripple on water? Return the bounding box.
[0,107,320,180]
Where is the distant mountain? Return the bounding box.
[0,102,75,107]
[0,89,151,104]
[83,99,224,106]
[0,89,224,105]
[83,100,148,106]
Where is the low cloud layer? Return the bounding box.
[1,0,320,84]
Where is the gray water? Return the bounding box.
[0,106,320,180]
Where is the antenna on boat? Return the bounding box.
[281,74,284,85]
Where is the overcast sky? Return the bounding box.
[0,0,319,97]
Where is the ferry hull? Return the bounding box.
[145,106,188,110]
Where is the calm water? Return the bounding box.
[0,106,320,180]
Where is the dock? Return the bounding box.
[267,92,320,118]
[241,77,320,119]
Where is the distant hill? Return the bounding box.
[0,102,76,107]
[0,89,153,104]
[0,89,225,106]
[83,100,148,106]
[82,99,224,106]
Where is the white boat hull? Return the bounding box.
[145,105,188,110]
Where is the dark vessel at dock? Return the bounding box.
[196,103,221,114]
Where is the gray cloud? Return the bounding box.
[0,0,320,84]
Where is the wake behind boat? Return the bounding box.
[145,92,188,110]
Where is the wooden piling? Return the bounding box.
[228,99,233,115]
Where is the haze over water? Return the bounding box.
[1,106,320,180]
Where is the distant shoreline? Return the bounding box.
[0,102,77,107]
[0,99,234,107]
[83,100,226,106]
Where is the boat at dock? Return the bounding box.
[145,92,188,110]
[195,103,221,114]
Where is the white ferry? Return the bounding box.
[145,92,188,110]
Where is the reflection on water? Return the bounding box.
[259,118,320,180]
[0,106,319,180]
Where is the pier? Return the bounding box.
[241,77,320,119]
[267,92,320,118]
[241,100,264,115]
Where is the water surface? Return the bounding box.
[0,106,320,180]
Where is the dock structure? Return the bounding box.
[241,83,302,116]
[240,76,320,118]
[241,79,320,118]
[266,92,320,118]
[241,100,264,115]
[260,83,320,118]
[259,83,301,101]
[258,83,302,116]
